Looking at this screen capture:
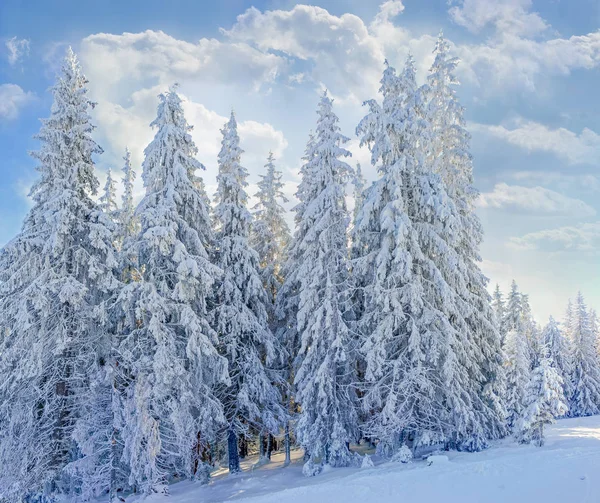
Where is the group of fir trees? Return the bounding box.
[0,34,587,502]
[0,51,290,502]
[492,282,600,445]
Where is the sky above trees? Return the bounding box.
[1,0,599,320]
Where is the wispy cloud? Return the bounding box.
[510,222,600,252]
[0,84,34,120]
[471,120,600,165]
[5,37,30,66]
[477,183,596,217]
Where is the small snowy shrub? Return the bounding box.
[391,444,413,463]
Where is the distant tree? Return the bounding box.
[515,354,568,447]
[569,292,600,417]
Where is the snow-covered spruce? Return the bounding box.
[117,86,228,493]
[286,91,359,474]
[515,354,568,447]
[355,54,502,455]
[542,316,573,412]
[0,48,120,501]
[427,33,506,444]
[250,150,291,314]
[569,292,600,417]
[212,111,286,475]
[275,130,316,467]
[99,167,119,219]
[492,284,508,344]
[504,327,531,428]
[118,147,139,246]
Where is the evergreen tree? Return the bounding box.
[492,284,507,343]
[427,34,506,444]
[119,147,139,243]
[504,328,531,428]
[352,162,366,227]
[250,151,290,311]
[99,168,119,218]
[505,280,523,333]
[289,92,358,475]
[542,316,572,410]
[212,111,286,474]
[515,354,568,447]
[569,292,600,417]
[355,54,502,454]
[0,48,119,501]
[117,87,227,493]
[275,131,316,467]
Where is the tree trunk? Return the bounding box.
[239,435,248,459]
[228,429,240,474]
[267,434,274,460]
[284,421,291,466]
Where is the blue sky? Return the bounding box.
[1,0,600,321]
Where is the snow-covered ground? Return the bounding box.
[121,416,600,503]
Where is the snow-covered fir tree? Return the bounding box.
[99,168,119,219]
[0,48,119,501]
[505,280,523,333]
[212,111,286,475]
[426,34,506,444]
[117,86,228,493]
[351,162,366,227]
[542,316,572,411]
[119,147,139,243]
[287,91,359,475]
[355,53,503,454]
[515,352,568,446]
[492,284,508,343]
[275,130,316,467]
[250,151,290,311]
[521,294,542,367]
[569,292,600,417]
[504,327,531,428]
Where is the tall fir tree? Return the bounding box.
[355,54,502,454]
[0,48,119,501]
[287,92,358,475]
[117,87,228,493]
[250,151,291,312]
[427,32,506,443]
[569,292,600,417]
[212,111,286,474]
[275,131,316,466]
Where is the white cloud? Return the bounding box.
[477,183,596,217]
[0,84,34,120]
[472,120,600,165]
[79,30,288,103]
[222,5,386,104]
[5,37,30,65]
[510,171,600,192]
[449,0,548,37]
[510,222,600,252]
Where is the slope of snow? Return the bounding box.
[116,416,600,503]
